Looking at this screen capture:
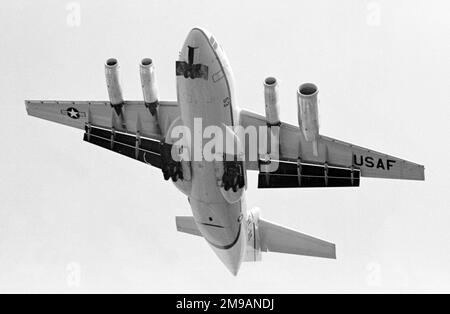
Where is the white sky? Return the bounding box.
[0,0,449,293]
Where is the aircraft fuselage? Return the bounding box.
[175,28,247,275]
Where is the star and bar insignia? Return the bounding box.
[61,107,86,119]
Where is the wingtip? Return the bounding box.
[324,243,337,259]
[331,244,337,259]
[24,100,31,114]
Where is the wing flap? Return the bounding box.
[84,124,163,168]
[258,159,360,188]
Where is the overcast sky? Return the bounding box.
[0,0,449,293]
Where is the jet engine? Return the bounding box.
[261,77,280,172]
[104,58,124,109]
[297,82,319,142]
[263,77,280,126]
[139,58,159,116]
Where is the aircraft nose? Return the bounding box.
[178,28,213,79]
[186,27,211,47]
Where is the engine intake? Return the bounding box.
[297,82,319,142]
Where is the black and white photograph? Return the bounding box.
[1,0,449,299]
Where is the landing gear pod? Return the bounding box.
[215,126,245,203]
[104,58,124,115]
[164,116,192,196]
[139,58,159,116]
[297,82,319,142]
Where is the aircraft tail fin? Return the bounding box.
[175,216,202,237]
[259,219,336,259]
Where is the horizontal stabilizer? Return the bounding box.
[259,219,336,259]
[176,216,202,237]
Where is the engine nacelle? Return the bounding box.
[263,77,280,126]
[139,58,159,116]
[104,58,124,107]
[261,77,280,172]
[297,82,319,142]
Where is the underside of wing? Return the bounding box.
[240,109,424,185]
[25,100,179,141]
[318,134,424,180]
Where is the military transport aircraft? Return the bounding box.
[26,27,424,275]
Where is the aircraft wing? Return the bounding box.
[26,100,179,140]
[239,109,424,188]
[26,100,181,170]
